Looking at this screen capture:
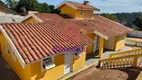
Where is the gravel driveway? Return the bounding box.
[70,65,141,80]
[0,54,20,80]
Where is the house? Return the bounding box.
[0,5,24,23]
[0,0,133,80]
[0,5,17,15]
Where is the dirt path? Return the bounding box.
[70,65,141,80]
[0,55,20,80]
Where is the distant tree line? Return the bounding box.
[101,12,142,31]
[0,0,60,15]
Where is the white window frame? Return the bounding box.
[12,50,16,61]
[80,9,83,16]
[5,42,10,55]
[41,57,55,72]
[120,34,125,41]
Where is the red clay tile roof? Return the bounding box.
[69,16,133,38]
[1,22,93,64]
[92,15,133,37]
[67,1,100,11]
[32,13,133,38]
[34,13,64,22]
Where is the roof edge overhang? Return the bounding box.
[20,14,43,23]
[94,31,109,40]
[55,1,78,10]
[26,43,93,65]
[0,25,26,68]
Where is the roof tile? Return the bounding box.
[1,21,93,64]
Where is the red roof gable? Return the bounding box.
[67,1,100,11]
[1,22,93,64]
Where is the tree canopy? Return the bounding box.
[101,13,119,22]
[133,16,142,30]
[101,12,142,30]
[3,0,60,15]
[0,0,7,7]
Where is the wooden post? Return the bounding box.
[99,37,104,59]
[133,56,138,67]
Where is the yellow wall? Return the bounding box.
[85,33,95,54]
[61,5,76,17]
[31,52,86,80]
[0,33,87,80]
[23,17,38,23]
[115,34,126,51]
[72,52,86,71]
[60,4,94,19]
[0,33,31,80]
[30,54,64,80]
[104,37,115,50]
[74,10,94,19]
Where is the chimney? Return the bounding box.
[83,0,89,5]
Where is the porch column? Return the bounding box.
[99,37,104,59]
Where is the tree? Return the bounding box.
[38,3,51,13]
[101,13,119,22]
[0,0,7,7]
[49,5,60,14]
[133,16,142,30]
[17,0,39,11]
[6,0,18,11]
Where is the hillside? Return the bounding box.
[101,12,142,30]
[113,12,142,27]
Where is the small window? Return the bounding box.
[80,9,83,16]
[120,34,125,41]
[74,52,83,58]
[42,57,55,71]
[12,50,16,61]
[5,42,10,55]
[87,10,90,16]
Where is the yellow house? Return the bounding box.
[21,1,133,57]
[0,1,133,80]
[0,22,93,80]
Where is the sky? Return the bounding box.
[2,0,142,13]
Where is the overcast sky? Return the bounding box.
[2,0,142,13]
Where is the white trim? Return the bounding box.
[20,14,43,23]
[5,41,10,56]
[94,31,109,40]
[0,25,26,68]
[55,1,77,10]
[41,56,55,72]
[11,49,16,61]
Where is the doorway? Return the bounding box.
[64,53,73,75]
[93,35,100,52]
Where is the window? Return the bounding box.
[5,42,10,55]
[120,34,125,41]
[87,10,90,16]
[42,57,55,71]
[12,50,16,61]
[80,9,83,16]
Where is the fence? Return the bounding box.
[99,49,142,69]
